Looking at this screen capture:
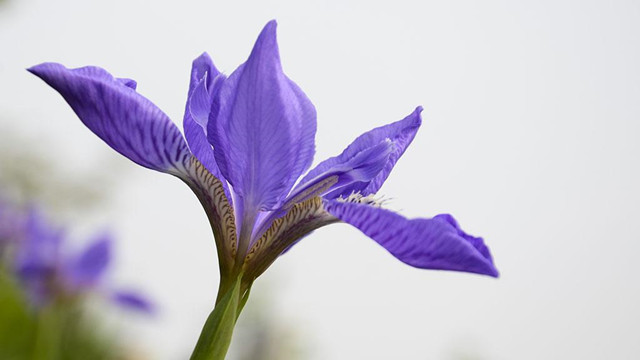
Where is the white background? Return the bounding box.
[1,0,639,359]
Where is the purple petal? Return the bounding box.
[189,74,216,130]
[112,290,155,313]
[287,139,394,207]
[208,20,317,210]
[252,139,395,240]
[28,63,191,173]
[16,209,62,276]
[65,232,111,289]
[324,200,498,277]
[0,199,26,246]
[186,52,222,131]
[301,107,422,199]
[14,209,64,305]
[188,52,220,95]
[183,54,230,190]
[117,77,137,89]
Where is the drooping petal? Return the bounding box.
[301,107,422,199]
[208,20,317,211]
[182,53,229,186]
[28,63,191,173]
[65,232,111,289]
[111,290,155,313]
[324,200,498,277]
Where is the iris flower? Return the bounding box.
[29,20,497,359]
[0,198,24,256]
[13,208,153,312]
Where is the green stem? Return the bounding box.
[32,305,61,360]
[192,202,258,359]
[190,275,250,360]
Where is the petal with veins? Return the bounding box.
[28,63,191,173]
[208,20,317,211]
[324,200,498,277]
[302,107,422,199]
[183,53,229,188]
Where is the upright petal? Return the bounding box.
[28,63,191,173]
[65,233,111,289]
[301,107,422,199]
[324,200,498,277]
[188,52,220,96]
[208,20,317,210]
[183,53,229,186]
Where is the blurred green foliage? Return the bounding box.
[0,268,127,360]
[0,125,143,359]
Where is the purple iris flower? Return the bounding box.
[0,198,25,255]
[28,20,497,287]
[14,208,152,312]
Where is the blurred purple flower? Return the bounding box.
[14,208,152,312]
[28,20,497,284]
[0,197,26,253]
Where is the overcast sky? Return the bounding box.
[2,0,639,359]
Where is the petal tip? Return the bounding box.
[413,106,424,125]
[259,19,279,42]
[193,52,213,66]
[265,19,278,29]
[478,257,500,278]
[245,19,281,68]
[476,249,500,278]
[27,62,58,78]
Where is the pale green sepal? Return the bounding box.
[190,277,242,360]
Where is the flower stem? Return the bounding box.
[32,305,61,360]
[190,275,248,360]
[191,200,257,359]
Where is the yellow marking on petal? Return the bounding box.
[243,196,337,280]
[283,175,339,209]
[184,157,238,272]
